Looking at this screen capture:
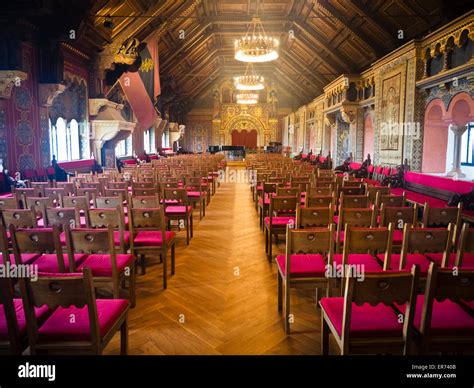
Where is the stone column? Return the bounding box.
[446,123,467,178]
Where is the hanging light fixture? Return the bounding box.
[236,93,259,105]
[234,64,265,91]
[234,17,279,63]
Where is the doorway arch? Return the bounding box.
[222,114,266,147]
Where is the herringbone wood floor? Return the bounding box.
[105,174,331,355]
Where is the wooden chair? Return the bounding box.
[23,196,55,222]
[20,268,129,355]
[379,204,418,246]
[94,196,124,209]
[0,196,19,210]
[422,202,462,245]
[64,225,136,307]
[264,196,298,262]
[10,225,86,273]
[103,189,127,202]
[320,265,419,355]
[163,188,193,245]
[129,194,160,209]
[338,185,365,198]
[258,182,279,228]
[185,176,206,220]
[76,187,99,199]
[296,203,333,228]
[276,225,335,334]
[87,206,129,254]
[336,207,376,253]
[44,187,65,204]
[276,187,300,198]
[45,206,81,231]
[390,224,454,276]
[1,207,37,228]
[30,181,50,196]
[55,182,74,196]
[308,186,333,196]
[366,185,390,204]
[107,181,127,190]
[455,223,474,268]
[129,207,176,287]
[60,194,91,224]
[305,194,334,208]
[340,193,370,209]
[376,193,406,208]
[412,263,474,354]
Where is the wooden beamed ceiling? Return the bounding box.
[85,0,470,107]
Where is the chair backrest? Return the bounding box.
[44,187,65,203]
[185,176,203,190]
[60,194,90,215]
[64,225,115,259]
[0,197,19,210]
[342,266,419,350]
[19,268,102,352]
[376,193,406,207]
[342,225,394,269]
[1,207,37,228]
[276,187,300,197]
[107,181,127,190]
[0,271,23,353]
[286,224,334,257]
[296,204,333,228]
[10,225,65,270]
[129,194,160,209]
[342,181,362,188]
[400,224,453,269]
[164,188,189,204]
[55,182,75,196]
[269,196,298,216]
[76,187,99,199]
[309,186,333,196]
[379,204,418,230]
[23,196,54,217]
[306,195,334,207]
[45,207,80,229]
[132,181,156,190]
[263,182,279,196]
[103,189,127,202]
[456,223,474,268]
[338,186,365,197]
[419,263,474,336]
[94,196,124,209]
[129,207,167,233]
[422,203,462,228]
[366,186,390,203]
[87,206,125,252]
[340,193,370,209]
[338,207,375,229]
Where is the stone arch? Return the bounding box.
[422,98,448,173]
[446,92,474,127]
[222,114,266,147]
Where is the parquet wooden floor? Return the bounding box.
[105,171,332,355]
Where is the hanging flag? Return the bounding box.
[119,33,160,131]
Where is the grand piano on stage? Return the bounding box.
[208,145,245,160]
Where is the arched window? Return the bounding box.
[49,117,83,161]
[144,128,156,154]
[116,136,133,156]
[461,122,474,166]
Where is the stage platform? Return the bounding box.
[226,161,246,168]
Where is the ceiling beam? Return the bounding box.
[315,0,383,57]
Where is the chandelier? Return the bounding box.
[236,93,259,105]
[234,64,265,91]
[234,17,279,63]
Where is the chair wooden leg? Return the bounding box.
[284,282,291,334]
[203,198,206,217]
[171,244,175,275]
[185,217,190,245]
[190,214,193,238]
[268,231,273,262]
[112,278,120,299]
[265,227,268,253]
[277,272,282,312]
[140,254,146,275]
[163,251,168,289]
[322,316,329,355]
[120,319,128,355]
[129,263,136,308]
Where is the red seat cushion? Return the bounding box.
[258,198,271,205]
[393,229,404,244]
[133,231,176,247]
[165,206,193,215]
[264,216,295,226]
[0,300,50,341]
[37,299,128,341]
[377,253,432,274]
[187,191,205,198]
[9,253,40,264]
[276,254,327,278]
[77,254,135,277]
[320,297,403,338]
[333,253,383,272]
[395,295,474,335]
[33,254,88,273]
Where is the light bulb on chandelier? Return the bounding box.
[234,17,279,63]
[234,64,265,91]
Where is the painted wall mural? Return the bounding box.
[380,73,401,151]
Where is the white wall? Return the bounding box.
[444,130,474,180]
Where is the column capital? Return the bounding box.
[448,123,468,135]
